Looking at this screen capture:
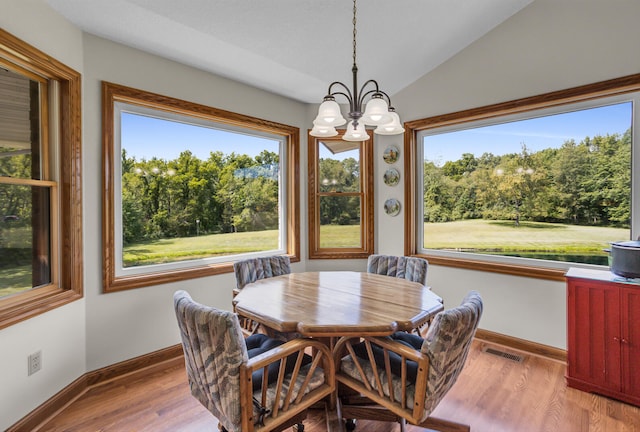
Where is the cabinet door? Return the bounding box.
[567,279,621,390]
[621,286,640,398]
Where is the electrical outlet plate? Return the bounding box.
[28,350,42,376]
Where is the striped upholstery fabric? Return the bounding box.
[339,291,483,423]
[174,290,247,430]
[367,254,431,336]
[422,290,483,415]
[234,255,291,290]
[367,254,428,285]
[174,290,327,432]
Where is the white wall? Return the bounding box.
[0,1,86,429]
[2,0,640,428]
[80,33,311,371]
[384,0,640,349]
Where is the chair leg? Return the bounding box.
[399,418,406,432]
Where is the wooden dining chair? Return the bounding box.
[333,291,483,432]
[233,255,291,336]
[174,290,335,432]
[367,254,430,335]
[366,254,428,286]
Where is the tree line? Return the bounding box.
[424,129,631,227]
[121,149,280,244]
[120,149,362,245]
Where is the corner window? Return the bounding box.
[102,82,299,291]
[308,132,374,259]
[0,29,83,329]
[405,75,640,279]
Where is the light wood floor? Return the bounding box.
[38,340,640,432]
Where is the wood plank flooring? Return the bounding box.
[37,340,640,432]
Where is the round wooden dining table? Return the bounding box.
[232,271,444,338]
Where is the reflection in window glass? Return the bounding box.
[119,110,284,269]
[0,68,41,180]
[420,102,632,265]
[0,67,48,298]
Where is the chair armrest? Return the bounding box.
[333,335,430,424]
[239,338,335,431]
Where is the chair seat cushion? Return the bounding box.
[340,353,417,408]
[246,334,312,392]
[351,332,423,384]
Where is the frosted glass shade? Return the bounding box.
[310,122,338,137]
[374,111,405,135]
[313,99,347,126]
[342,121,370,142]
[361,97,392,125]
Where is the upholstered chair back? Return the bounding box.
[367,254,428,285]
[174,290,248,431]
[421,290,483,415]
[234,255,291,289]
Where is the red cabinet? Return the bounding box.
[566,268,640,406]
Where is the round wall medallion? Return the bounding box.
[384,198,401,216]
[383,146,400,164]
[383,168,400,186]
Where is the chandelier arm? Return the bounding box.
[329,91,354,105]
[327,81,354,104]
[356,80,385,108]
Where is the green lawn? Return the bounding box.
[123,230,280,266]
[424,219,625,254]
[1,220,623,298]
[319,224,361,248]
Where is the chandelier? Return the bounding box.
[310,0,404,142]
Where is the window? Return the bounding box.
[308,131,374,259]
[405,75,640,280]
[102,82,299,292]
[0,29,83,329]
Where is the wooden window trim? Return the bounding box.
[102,82,300,292]
[404,73,640,281]
[0,29,83,330]
[307,131,374,259]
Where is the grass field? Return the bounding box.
[424,219,625,254]
[1,220,624,298]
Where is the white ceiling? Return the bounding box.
[45,0,533,103]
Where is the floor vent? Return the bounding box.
[482,346,525,363]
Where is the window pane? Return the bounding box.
[422,102,632,265]
[120,112,282,268]
[319,141,360,193]
[319,195,361,248]
[0,183,51,298]
[0,68,41,180]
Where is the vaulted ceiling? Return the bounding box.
[45,0,533,103]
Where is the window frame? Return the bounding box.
[102,82,300,292]
[0,29,83,330]
[404,74,640,281]
[307,130,374,259]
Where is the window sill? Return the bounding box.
[417,254,567,281]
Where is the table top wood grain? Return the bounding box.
[233,271,444,337]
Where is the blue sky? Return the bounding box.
[121,112,279,161]
[121,102,632,164]
[423,102,632,165]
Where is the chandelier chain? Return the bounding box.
[352,0,357,66]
